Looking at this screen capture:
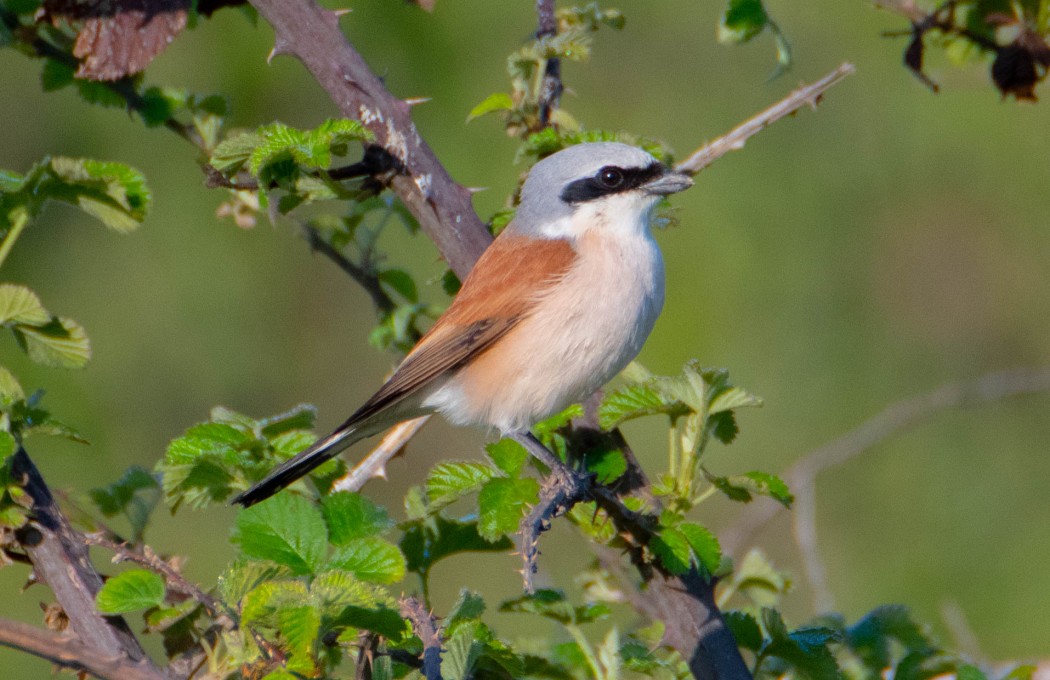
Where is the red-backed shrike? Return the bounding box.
[233,142,692,507]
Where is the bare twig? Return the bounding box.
[398,596,443,680]
[333,416,431,492]
[720,367,1050,612]
[675,63,856,176]
[0,617,167,680]
[302,224,397,315]
[84,535,235,629]
[247,0,492,279]
[9,449,161,674]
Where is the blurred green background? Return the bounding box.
[2,0,1049,675]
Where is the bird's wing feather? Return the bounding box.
[346,234,578,425]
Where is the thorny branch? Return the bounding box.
[333,415,431,493]
[0,617,167,680]
[398,596,443,680]
[720,367,1050,612]
[8,449,164,678]
[535,0,564,127]
[84,535,235,629]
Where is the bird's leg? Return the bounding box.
[509,431,587,489]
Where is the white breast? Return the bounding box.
[425,200,665,433]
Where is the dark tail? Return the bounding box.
[231,425,362,507]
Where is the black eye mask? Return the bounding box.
[560,162,666,204]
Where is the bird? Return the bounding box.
[232,142,692,507]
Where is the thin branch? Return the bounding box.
[720,367,1050,607]
[675,63,856,176]
[9,449,161,672]
[333,415,430,493]
[84,535,235,629]
[398,596,443,680]
[303,224,397,315]
[0,617,167,680]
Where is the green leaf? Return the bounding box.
[598,383,688,430]
[477,477,539,541]
[846,605,935,669]
[485,439,529,478]
[48,157,151,232]
[0,431,16,463]
[426,461,498,507]
[90,466,159,523]
[678,522,722,574]
[0,365,25,404]
[330,604,408,640]
[400,517,513,575]
[500,589,575,624]
[651,527,693,575]
[278,605,320,657]
[447,589,486,624]
[583,445,627,485]
[322,492,392,544]
[329,537,406,583]
[210,132,263,175]
[725,610,763,650]
[707,470,793,507]
[443,625,483,680]
[718,0,769,44]
[14,316,91,368]
[379,269,419,303]
[260,404,317,438]
[234,494,327,575]
[467,92,513,122]
[0,285,50,326]
[95,569,165,614]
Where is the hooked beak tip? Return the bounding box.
[644,171,693,196]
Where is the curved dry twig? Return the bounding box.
[720,367,1050,611]
[675,63,856,176]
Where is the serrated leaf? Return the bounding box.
[467,92,513,122]
[485,439,529,477]
[846,605,935,669]
[15,316,91,368]
[48,157,151,231]
[725,610,763,650]
[234,494,327,575]
[330,604,408,640]
[477,477,539,541]
[707,470,793,507]
[210,132,263,174]
[583,445,627,485]
[443,625,483,680]
[0,285,50,326]
[278,605,320,656]
[426,461,498,507]
[708,385,763,414]
[598,383,688,430]
[678,522,722,574]
[322,492,392,544]
[400,517,513,575]
[651,527,693,575]
[447,589,486,624]
[259,403,317,438]
[95,569,165,614]
[329,537,405,583]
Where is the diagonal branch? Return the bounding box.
[9,449,164,677]
[675,63,856,176]
[0,617,167,680]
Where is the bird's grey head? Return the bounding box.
[511,142,692,238]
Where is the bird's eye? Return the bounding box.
[598,167,624,188]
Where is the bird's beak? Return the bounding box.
[642,169,694,196]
